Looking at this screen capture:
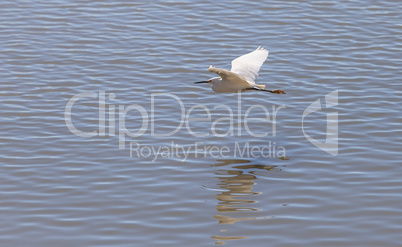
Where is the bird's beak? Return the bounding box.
[194,80,211,84]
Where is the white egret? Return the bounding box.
[195,46,285,94]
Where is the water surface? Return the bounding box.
[1,0,401,246]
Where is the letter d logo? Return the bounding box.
[302,90,338,156]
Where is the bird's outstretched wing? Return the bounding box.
[230,46,269,83]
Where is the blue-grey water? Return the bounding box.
[1,0,401,246]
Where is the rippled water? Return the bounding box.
[1,0,401,246]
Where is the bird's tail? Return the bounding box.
[254,84,266,89]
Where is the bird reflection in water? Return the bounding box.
[208,159,280,245]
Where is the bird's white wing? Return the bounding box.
[230,46,269,83]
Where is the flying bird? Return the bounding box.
[195,46,285,94]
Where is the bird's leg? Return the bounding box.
[245,87,286,94]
